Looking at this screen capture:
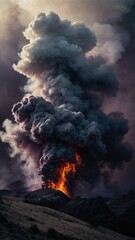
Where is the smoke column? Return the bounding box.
[0,12,133,197]
[0,0,135,195]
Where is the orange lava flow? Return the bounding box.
[48,153,81,197]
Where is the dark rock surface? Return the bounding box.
[65,197,116,229]
[1,183,135,238]
[24,188,135,238]
[107,190,135,216]
[25,188,70,210]
[1,196,127,240]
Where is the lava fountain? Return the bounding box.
[47,153,81,197]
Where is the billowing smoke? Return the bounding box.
[105,4,135,191]
[0,0,26,188]
[17,0,134,64]
[1,12,133,197]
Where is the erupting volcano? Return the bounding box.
[47,153,81,197]
[1,12,132,197]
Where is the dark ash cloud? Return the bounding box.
[1,12,132,196]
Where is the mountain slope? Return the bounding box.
[0,196,133,240]
[24,188,135,238]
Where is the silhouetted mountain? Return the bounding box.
[65,197,116,229]
[0,195,133,240]
[107,190,135,215]
[0,180,28,197]
[5,180,26,191]
[24,188,135,238]
[1,185,135,238]
[25,188,70,210]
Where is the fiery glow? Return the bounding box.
[48,153,81,197]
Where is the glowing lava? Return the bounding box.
[48,153,81,197]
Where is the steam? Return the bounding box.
[1,12,132,196]
[0,0,26,188]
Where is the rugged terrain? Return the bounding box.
[24,188,135,238]
[0,181,135,239]
[0,196,133,240]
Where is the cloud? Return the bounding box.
[0,0,135,194]
[1,12,132,196]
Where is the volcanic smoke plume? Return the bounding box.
[1,12,133,197]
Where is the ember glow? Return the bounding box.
[48,153,81,197]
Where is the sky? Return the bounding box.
[0,0,135,196]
